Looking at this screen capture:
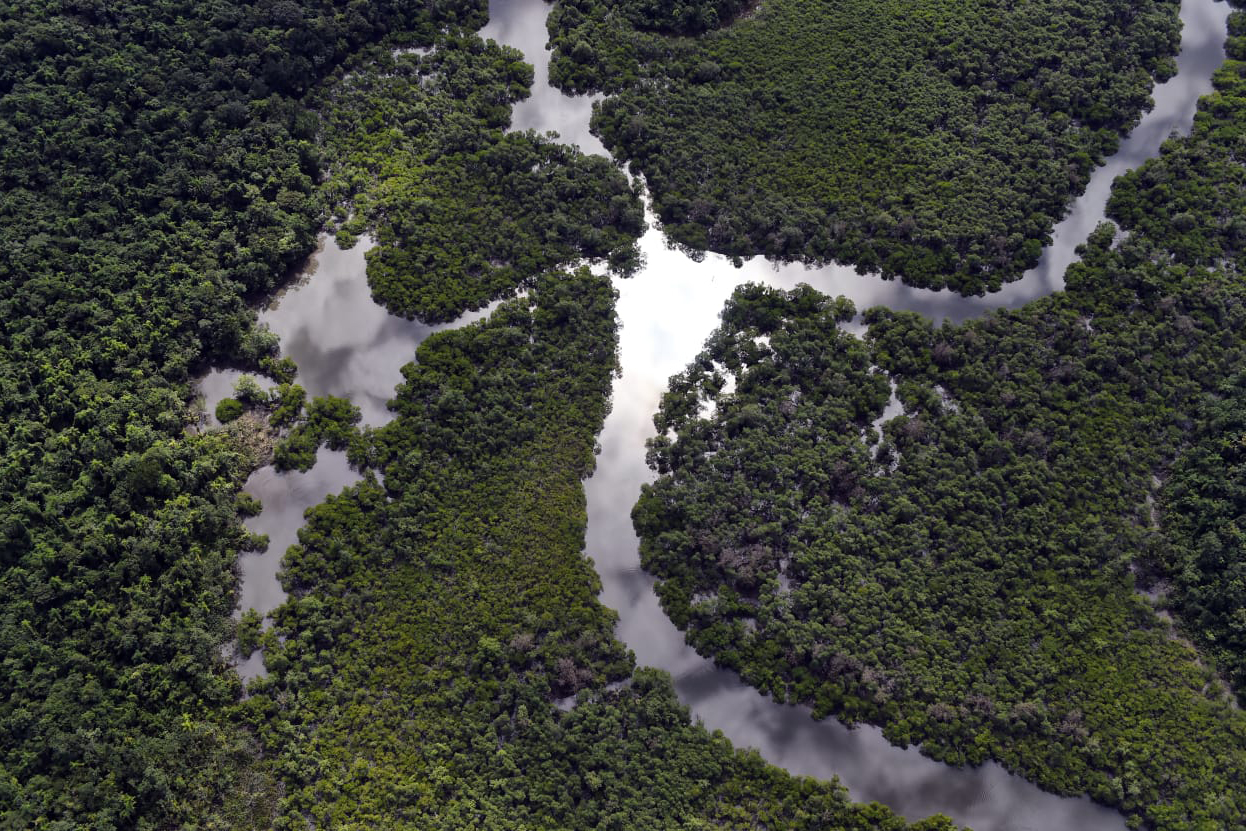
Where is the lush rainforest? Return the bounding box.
[0,0,936,827]
[233,31,940,828]
[1157,375,1246,699]
[5,0,1246,828]
[547,0,1181,291]
[0,0,493,824]
[634,10,1246,829]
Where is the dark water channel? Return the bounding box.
[199,0,1230,824]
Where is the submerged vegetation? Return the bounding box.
[548,0,1181,291]
[634,11,1246,828]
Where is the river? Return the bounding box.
[201,0,1231,824]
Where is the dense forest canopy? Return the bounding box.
[5,0,1246,827]
[634,9,1246,829]
[1155,375,1246,698]
[231,36,935,827]
[0,0,495,824]
[546,0,1181,292]
[0,0,943,827]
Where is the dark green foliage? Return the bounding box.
[634,18,1246,829]
[1156,374,1246,701]
[237,491,264,518]
[549,0,1180,291]
[243,271,947,830]
[616,0,754,35]
[272,395,362,472]
[0,0,951,827]
[317,39,645,323]
[0,0,487,826]
[235,32,939,830]
[3,0,882,823]
[216,396,245,423]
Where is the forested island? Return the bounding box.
[3,0,1245,828]
[548,0,1182,290]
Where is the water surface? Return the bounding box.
[201,238,495,427]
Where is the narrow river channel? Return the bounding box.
[202,0,1231,825]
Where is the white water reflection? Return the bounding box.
[480,4,607,156]
[202,237,497,427]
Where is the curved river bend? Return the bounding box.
[202,0,1230,825]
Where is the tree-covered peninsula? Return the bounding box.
[314,36,644,322]
[634,10,1246,829]
[547,0,1182,292]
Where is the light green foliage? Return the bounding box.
[635,18,1246,829]
[272,395,362,472]
[316,37,645,323]
[268,383,307,429]
[232,375,269,407]
[549,0,1180,292]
